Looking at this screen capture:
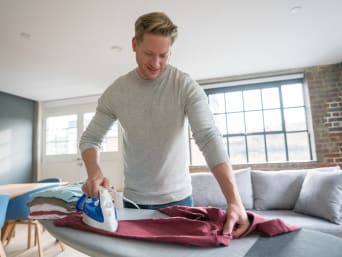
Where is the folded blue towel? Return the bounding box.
[30,182,84,202]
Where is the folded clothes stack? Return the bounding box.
[27,182,84,220]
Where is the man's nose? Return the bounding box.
[150,56,160,67]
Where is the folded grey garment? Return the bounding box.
[27,197,77,211]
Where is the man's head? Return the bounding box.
[134,12,178,45]
[132,12,178,80]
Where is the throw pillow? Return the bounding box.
[294,171,342,224]
[252,170,307,210]
[191,168,253,209]
[191,172,225,208]
[234,168,253,210]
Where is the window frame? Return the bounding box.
[188,74,315,166]
[40,97,120,163]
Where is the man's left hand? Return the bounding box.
[223,203,250,238]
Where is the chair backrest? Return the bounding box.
[6,184,59,220]
[38,178,62,183]
[0,194,10,228]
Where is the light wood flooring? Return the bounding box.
[3,223,89,257]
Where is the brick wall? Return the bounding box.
[306,63,342,168]
[191,62,342,172]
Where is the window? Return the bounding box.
[189,76,313,165]
[46,115,77,155]
[45,112,118,156]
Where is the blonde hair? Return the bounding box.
[135,12,178,44]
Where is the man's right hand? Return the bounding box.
[81,148,110,198]
[82,172,110,198]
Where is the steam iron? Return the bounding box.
[77,186,118,232]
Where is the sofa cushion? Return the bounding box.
[294,171,342,224]
[191,168,253,209]
[253,210,342,238]
[251,167,341,211]
[234,168,253,210]
[252,170,307,210]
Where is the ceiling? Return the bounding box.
[1,0,342,102]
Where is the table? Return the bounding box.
[0,182,67,199]
[41,208,342,257]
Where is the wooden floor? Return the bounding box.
[3,223,89,257]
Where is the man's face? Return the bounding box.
[132,33,172,80]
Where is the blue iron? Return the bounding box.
[77,187,118,232]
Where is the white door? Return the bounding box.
[39,98,124,190]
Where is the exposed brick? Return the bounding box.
[196,63,342,172]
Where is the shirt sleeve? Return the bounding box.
[79,85,117,152]
[183,77,230,169]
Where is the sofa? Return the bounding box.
[191,166,342,238]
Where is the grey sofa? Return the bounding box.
[191,166,342,238]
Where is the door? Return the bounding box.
[39,98,124,190]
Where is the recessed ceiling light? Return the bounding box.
[111,45,123,52]
[19,32,31,39]
[290,6,302,14]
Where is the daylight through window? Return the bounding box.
[189,77,313,165]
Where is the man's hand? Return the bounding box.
[82,172,110,198]
[81,148,110,198]
[223,203,250,238]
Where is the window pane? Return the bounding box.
[284,107,307,131]
[46,115,77,155]
[266,134,286,162]
[83,112,94,128]
[213,114,227,135]
[226,91,243,112]
[83,112,118,152]
[209,93,225,114]
[102,137,118,152]
[245,111,264,133]
[247,135,266,163]
[264,109,282,131]
[191,78,312,166]
[262,87,280,109]
[190,139,206,165]
[228,136,247,164]
[227,112,245,134]
[287,132,310,161]
[282,83,304,107]
[243,89,262,111]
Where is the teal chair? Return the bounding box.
[37,178,62,183]
[0,194,10,257]
[5,183,64,257]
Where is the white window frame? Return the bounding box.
[189,73,316,166]
[40,96,120,163]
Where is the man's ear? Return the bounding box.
[132,37,137,52]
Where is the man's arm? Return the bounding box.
[79,88,117,197]
[182,76,250,236]
[211,162,249,237]
[81,147,110,198]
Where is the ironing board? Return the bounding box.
[41,208,342,257]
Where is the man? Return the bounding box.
[79,12,249,238]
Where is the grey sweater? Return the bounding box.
[79,65,229,204]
